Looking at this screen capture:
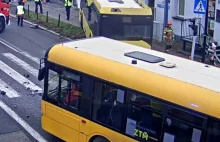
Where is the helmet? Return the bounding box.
[167,21,172,25]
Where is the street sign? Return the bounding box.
[194,0,207,14]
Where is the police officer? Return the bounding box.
[163,21,174,52]
[16,2,25,27]
[64,0,72,20]
[35,0,43,14]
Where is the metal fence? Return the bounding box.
[153,21,163,42]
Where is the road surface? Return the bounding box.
[0,17,68,142]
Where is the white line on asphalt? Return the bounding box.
[0,79,20,98]
[20,51,40,64]
[0,38,20,52]
[0,100,48,142]
[0,60,42,91]
[0,37,41,64]
[2,53,38,77]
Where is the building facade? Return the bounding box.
[147,0,219,43]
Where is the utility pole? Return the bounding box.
[201,0,209,63]
[189,18,198,60]
[164,0,169,28]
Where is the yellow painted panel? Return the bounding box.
[80,118,90,135]
[41,100,45,115]
[42,115,78,142]
[79,133,87,142]
[45,103,80,131]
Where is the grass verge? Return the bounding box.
[24,10,85,39]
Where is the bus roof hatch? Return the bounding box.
[108,0,124,4]
[124,51,165,63]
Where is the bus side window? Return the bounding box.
[47,69,60,104]
[206,119,220,142]
[125,92,163,142]
[162,108,205,142]
[92,80,125,131]
[59,71,82,111]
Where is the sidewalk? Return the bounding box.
[10,0,80,27]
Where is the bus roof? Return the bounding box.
[91,0,152,15]
[96,0,142,9]
[47,37,220,118]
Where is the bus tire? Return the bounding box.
[0,17,5,34]
[91,136,110,142]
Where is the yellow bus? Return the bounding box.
[38,37,220,142]
[79,0,153,49]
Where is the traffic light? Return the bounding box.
[188,18,198,36]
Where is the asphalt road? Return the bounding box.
[0,17,68,142]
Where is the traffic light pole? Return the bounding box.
[191,35,197,60]
[201,0,209,63]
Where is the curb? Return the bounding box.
[9,13,72,41]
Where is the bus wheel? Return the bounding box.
[91,136,110,142]
[0,17,5,34]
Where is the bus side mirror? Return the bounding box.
[38,67,45,81]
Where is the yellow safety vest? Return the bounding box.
[17,5,24,15]
[65,0,72,6]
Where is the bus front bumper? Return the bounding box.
[121,40,151,49]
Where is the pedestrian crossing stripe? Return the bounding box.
[194,0,206,13]
[0,52,42,98]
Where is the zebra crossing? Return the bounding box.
[0,51,42,98]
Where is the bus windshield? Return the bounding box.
[101,15,152,41]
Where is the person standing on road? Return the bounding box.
[163,21,174,52]
[35,0,43,14]
[64,0,72,20]
[16,2,25,27]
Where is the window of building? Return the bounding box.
[178,0,185,16]
[206,119,220,142]
[125,91,163,142]
[162,107,205,142]
[92,81,125,131]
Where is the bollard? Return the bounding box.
[36,11,38,19]
[46,11,48,23]
[58,14,60,27]
[28,5,29,18]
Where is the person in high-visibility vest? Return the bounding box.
[35,0,43,14]
[163,21,174,52]
[64,0,72,20]
[16,2,25,27]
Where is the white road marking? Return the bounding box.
[0,38,20,52]
[20,52,40,64]
[0,60,42,92]
[0,100,48,142]
[3,53,38,77]
[0,79,20,98]
[0,37,41,64]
